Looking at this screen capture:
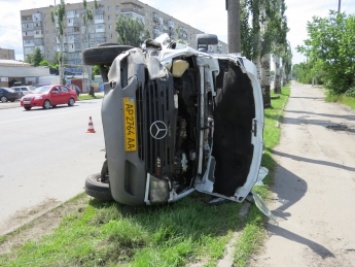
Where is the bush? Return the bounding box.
[345,88,355,98]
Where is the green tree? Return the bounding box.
[281,42,293,86]
[51,0,66,85]
[241,0,289,107]
[292,63,313,84]
[271,0,289,93]
[82,0,98,97]
[32,47,44,67]
[115,15,150,46]
[297,11,355,94]
[39,60,49,67]
[24,54,32,65]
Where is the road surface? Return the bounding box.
[0,99,105,234]
[250,82,355,266]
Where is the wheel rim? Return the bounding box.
[44,100,50,109]
[1,96,7,102]
[69,98,74,106]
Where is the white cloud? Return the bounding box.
[1,0,354,64]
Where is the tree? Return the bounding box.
[32,47,44,67]
[297,11,355,94]
[23,47,45,66]
[281,42,292,86]
[24,54,32,65]
[271,0,289,93]
[82,0,98,97]
[241,0,291,107]
[39,60,50,67]
[51,0,66,85]
[115,15,150,47]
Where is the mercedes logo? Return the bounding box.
[150,121,168,140]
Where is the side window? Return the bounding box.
[53,87,60,93]
[61,86,69,92]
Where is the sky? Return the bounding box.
[0,0,354,64]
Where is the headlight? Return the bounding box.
[34,96,42,100]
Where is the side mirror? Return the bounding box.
[196,34,218,52]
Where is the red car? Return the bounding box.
[20,84,78,110]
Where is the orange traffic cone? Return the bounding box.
[86,116,96,133]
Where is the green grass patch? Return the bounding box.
[234,87,290,267]
[1,194,247,267]
[325,90,355,109]
[78,94,103,101]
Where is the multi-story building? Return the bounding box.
[0,48,15,60]
[20,0,227,67]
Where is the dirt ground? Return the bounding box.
[0,195,90,256]
[250,82,355,267]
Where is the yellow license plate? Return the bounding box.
[123,98,137,152]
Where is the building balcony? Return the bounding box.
[121,7,144,16]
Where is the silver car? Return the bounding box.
[83,34,268,206]
[11,86,35,97]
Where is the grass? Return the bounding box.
[1,196,246,267]
[325,91,355,109]
[78,93,104,101]
[0,87,290,267]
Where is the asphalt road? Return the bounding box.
[0,99,105,234]
[251,82,355,267]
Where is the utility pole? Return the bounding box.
[338,0,341,13]
[226,0,241,53]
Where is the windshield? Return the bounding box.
[34,86,51,94]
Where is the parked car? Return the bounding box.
[83,34,268,206]
[20,84,78,110]
[11,86,35,97]
[0,87,20,102]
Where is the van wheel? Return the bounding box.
[83,44,134,66]
[85,173,113,201]
[25,106,31,110]
[1,96,7,102]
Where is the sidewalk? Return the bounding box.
[250,82,355,266]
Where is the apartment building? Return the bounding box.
[20,0,227,67]
[0,48,15,60]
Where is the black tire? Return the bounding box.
[1,96,8,103]
[85,173,113,201]
[68,98,75,106]
[24,106,31,110]
[83,45,134,66]
[100,160,109,183]
[43,100,51,109]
